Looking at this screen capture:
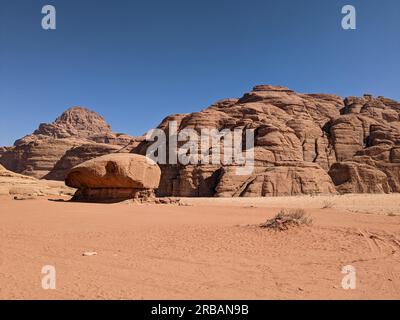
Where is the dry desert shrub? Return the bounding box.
[260,209,313,231]
[322,200,335,209]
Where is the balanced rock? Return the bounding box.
[65,154,161,202]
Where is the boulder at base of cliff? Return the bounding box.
[65,154,161,203]
[215,162,337,197]
[328,162,390,194]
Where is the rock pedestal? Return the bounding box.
[65,154,161,203]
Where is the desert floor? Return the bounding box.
[1,194,400,300]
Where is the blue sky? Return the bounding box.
[0,0,399,146]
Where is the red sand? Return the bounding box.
[1,195,400,299]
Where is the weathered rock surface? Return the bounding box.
[328,162,390,194]
[0,164,74,197]
[2,86,400,197]
[65,154,161,202]
[44,143,122,181]
[216,162,336,197]
[134,85,400,196]
[0,107,138,179]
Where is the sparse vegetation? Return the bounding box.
[322,200,335,209]
[260,209,313,231]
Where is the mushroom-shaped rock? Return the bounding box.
[65,154,161,202]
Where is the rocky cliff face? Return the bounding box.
[2,87,399,197]
[0,107,138,179]
[134,85,400,197]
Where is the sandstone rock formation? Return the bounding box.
[2,86,400,197]
[215,162,337,197]
[328,162,390,194]
[44,143,122,180]
[134,85,400,196]
[0,107,138,179]
[0,164,74,197]
[65,154,161,202]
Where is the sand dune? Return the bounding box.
[0,194,400,300]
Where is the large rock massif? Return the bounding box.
[0,107,138,180]
[134,85,400,197]
[2,86,400,198]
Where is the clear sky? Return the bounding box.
[0,0,399,146]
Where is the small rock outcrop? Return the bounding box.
[215,162,337,197]
[328,162,390,194]
[65,154,161,202]
[0,164,74,197]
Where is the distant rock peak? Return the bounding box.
[0,106,137,179]
[32,106,112,139]
[55,107,111,130]
[252,85,293,93]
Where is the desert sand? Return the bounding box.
[1,194,400,300]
